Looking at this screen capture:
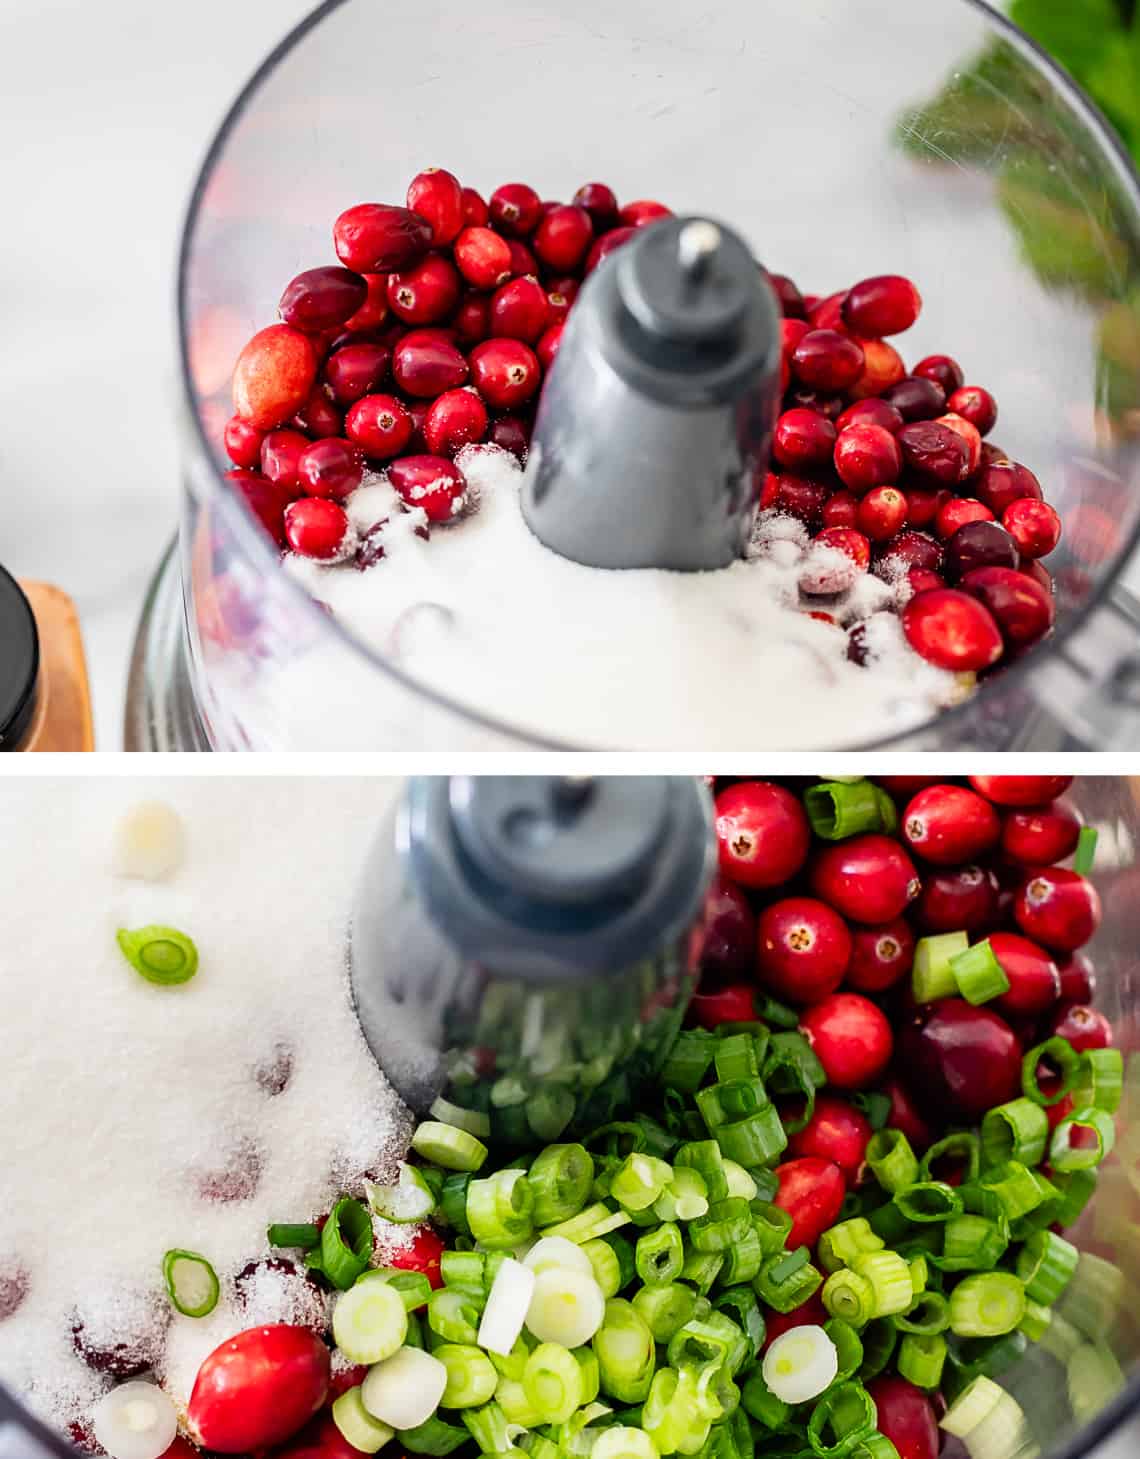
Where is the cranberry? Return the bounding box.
[787,387,845,420]
[546,287,575,325]
[987,931,1061,1017]
[791,330,864,391]
[1014,868,1101,952]
[489,182,543,236]
[688,982,757,1029]
[848,338,906,399]
[810,834,919,924]
[297,438,363,502]
[772,408,836,470]
[461,187,489,227]
[334,203,433,272]
[1049,1003,1113,1052]
[619,199,672,227]
[866,1378,939,1459]
[713,781,810,889]
[903,1000,1022,1118]
[975,460,1042,516]
[771,1157,846,1247]
[785,1096,871,1182]
[489,415,531,461]
[253,1041,294,1096]
[507,239,540,278]
[973,777,1072,809]
[897,421,970,483]
[916,864,999,933]
[902,487,949,531]
[72,1302,166,1380]
[454,293,491,345]
[1001,799,1081,865]
[386,254,461,325]
[943,520,1020,581]
[800,527,871,595]
[949,384,998,436]
[913,355,964,396]
[537,324,564,371]
[1058,951,1096,1003]
[284,497,353,561]
[533,205,594,272]
[392,331,469,397]
[936,499,994,541]
[782,317,811,360]
[834,423,902,491]
[936,412,982,475]
[0,1260,29,1321]
[406,168,465,246]
[823,491,860,529]
[960,566,1054,648]
[800,993,893,1088]
[293,385,343,440]
[762,473,829,526]
[454,226,513,289]
[470,338,541,410]
[225,470,291,548]
[756,897,853,1005]
[224,416,266,469]
[881,1074,933,1149]
[1003,498,1061,559]
[842,275,921,336]
[423,388,488,456]
[342,273,389,334]
[345,393,414,459]
[902,784,999,866]
[278,267,368,333]
[845,918,914,992]
[877,529,944,577]
[260,428,310,495]
[902,588,1003,671]
[767,272,806,319]
[857,486,907,541]
[323,341,391,407]
[699,873,756,980]
[233,325,318,431]
[809,291,848,331]
[387,455,468,523]
[883,376,946,421]
[573,181,619,228]
[837,399,903,436]
[490,276,549,342]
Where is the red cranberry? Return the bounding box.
[1001,799,1082,865]
[842,275,921,336]
[619,199,673,227]
[800,527,871,595]
[1057,951,1096,1003]
[834,423,902,491]
[949,384,998,436]
[787,387,845,420]
[343,273,389,334]
[987,931,1061,1017]
[791,330,864,391]
[975,460,1043,516]
[1015,868,1101,952]
[546,287,575,325]
[970,776,1072,807]
[278,267,368,333]
[488,181,542,236]
[387,455,468,522]
[293,384,343,439]
[916,864,999,933]
[254,1041,294,1096]
[866,1378,938,1459]
[392,331,469,397]
[454,226,513,289]
[1049,1003,1113,1052]
[688,982,757,1029]
[423,388,488,456]
[260,428,310,495]
[848,338,906,399]
[897,421,970,483]
[345,393,414,459]
[877,529,944,577]
[225,469,291,548]
[902,588,1003,671]
[714,781,810,889]
[810,834,919,924]
[902,487,948,531]
[823,491,860,529]
[507,240,539,277]
[980,442,1009,467]
[489,415,531,461]
[902,784,1000,865]
[943,520,1020,580]
[774,409,838,470]
[837,399,904,436]
[573,181,619,228]
[387,254,461,325]
[334,203,433,272]
[537,324,564,371]
[756,897,853,1005]
[454,293,491,345]
[490,276,549,342]
[470,338,541,410]
[936,498,993,541]
[800,993,893,1088]
[960,566,1054,648]
[901,1000,1021,1118]
[1003,498,1061,559]
[284,497,353,560]
[0,1260,28,1321]
[881,1074,933,1149]
[233,324,318,431]
[782,317,811,361]
[809,290,847,331]
[845,918,914,992]
[908,566,944,594]
[883,376,946,422]
[699,873,756,980]
[406,168,465,246]
[767,272,806,319]
[460,187,489,227]
[936,413,982,475]
[857,486,907,541]
[323,342,391,407]
[224,415,265,469]
[534,205,594,272]
[913,354,964,396]
[297,438,363,502]
[786,1096,871,1182]
[763,474,829,527]
[772,1157,847,1247]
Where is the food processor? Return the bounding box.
[124,0,1140,750]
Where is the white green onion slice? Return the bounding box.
[161,1249,219,1318]
[526,1266,606,1346]
[762,1325,838,1404]
[366,1163,437,1224]
[91,1382,178,1459]
[430,1096,493,1138]
[478,1255,535,1355]
[361,1345,448,1429]
[333,1278,408,1363]
[524,1236,595,1278]
[940,1376,1004,1437]
[332,1387,394,1454]
[592,1426,660,1459]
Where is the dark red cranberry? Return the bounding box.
[785,1095,871,1182]
[766,272,807,319]
[0,1260,29,1321]
[949,384,998,436]
[225,470,291,548]
[585,227,637,273]
[943,520,1020,581]
[253,1041,294,1096]
[913,354,964,396]
[334,203,433,272]
[284,498,353,561]
[387,455,468,523]
[619,199,673,227]
[386,254,461,325]
[823,491,860,529]
[470,338,541,410]
[834,423,902,491]
[791,330,864,391]
[345,393,414,459]
[916,864,999,933]
[278,267,368,333]
[762,474,829,527]
[842,275,921,336]
[937,412,982,475]
[506,239,540,278]
[857,486,907,541]
[1058,951,1096,1004]
[845,918,915,992]
[699,873,756,980]
[1001,799,1082,865]
[980,442,1009,468]
[786,386,845,420]
[423,388,488,456]
[490,276,549,342]
[901,1000,1021,1119]
[406,401,429,452]
[224,415,266,469]
[407,168,465,246]
[537,323,564,371]
[883,376,946,421]
[800,994,893,1088]
[866,1378,939,1459]
[454,227,513,289]
[772,1157,847,1247]
[936,498,994,541]
[260,429,310,496]
[454,292,491,345]
[836,398,904,435]
[72,1305,166,1380]
[392,331,469,397]
[878,530,943,576]
[572,181,620,228]
[902,784,1000,865]
[902,487,949,531]
[897,421,970,484]
[342,273,390,334]
[969,776,1073,806]
[987,931,1061,1017]
[293,384,343,439]
[774,408,837,470]
[974,460,1043,517]
[756,897,853,1004]
[297,438,363,501]
[880,1074,933,1149]
[1014,869,1101,952]
[960,566,1054,648]
[323,342,391,406]
[810,834,919,924]
[461,187,489,226]
[800,527,870,595]
[489,415,531,461]
[533,205,594,272]
[1049,1003,1113,1052]
[714,781,811,889]
[902,588,1003,671]
[489,181,543,236]
[688,982,757,1029]
[1003,498,1061,559]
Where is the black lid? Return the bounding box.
[0,566,39,751]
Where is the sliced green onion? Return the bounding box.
[714,1287,765,1360]
[805,781,893,840]
[851,1250,912,1317]
[458,1399,511,1452]
[897,1333,947,1389]
[719,1224,765,1285]
[161,1250,218,1318]
[807,1380,877,1458]
[1073,825,1098,876]
[1051,1166,1098,1225]
[755,1247,823,1313]
[762,1032,826,1133]
[642,1366,713,1456]
[487,1331,533,1381]
[938,1215,1007,1272]
[867,1130,919,1194]
[867,1200,912,1244]
[1021,1037,1081,1107]
[660,1030,718,1094]
[680,1248,723,1295]
[332,1386,393,1454]
[524,1236,593,1279]
[722,1160,758,1200]
[912,931,969,1003]
[858,1317,897,1380]
[1059,1251,1126,1339]
[522,1342,584,1424]
[715,1034,760,1084]
[334,1279,408,1363]
[818,1218,885,1274]
[267,1222,319,1250]
[358,1267,431,1312]
[894,1182,962,1223]
[611,1154,673,1213]
[412,1120,488,1173]
[541,1202,631,1244]
[822,1267,876,1326]
[939,1374,1003,1438]
[525,1265,605,1347]
[909,1254,928,1294]
[1071,1049,1124,1114]
[1067,1340,1124,1422]
[320,1196,373,1290]
[366,1164,437,1224]
[600,1233,637,1290]
[824,1318,864,1381]
[398,1415,470,1455]
[1050,1107,1116,1171]
[742,1366,791,1429]
[762,1324,839,1404]
[1016,1229,1078,1305]
[918,1131,980,1185]
[688,1197,752,1254]
[751,1201,794,1255]
[592,1426,660,1459]
[850,1438,900,1459]
[635,1222,684,1287]
[980,1098,1049,1168]
[116,924,198,986]
[949,1273,1026,1337]
[493,1376,543,1428]
[439,1172,473,1234]
[428,1286,484,1344]
[978,1161,1045,1221]
[528,1086,576,1143]
[632,1282,698,1342]
[434,1343,498,1408]
[430,1096,492,1138]
[582,1238,623,1298]
[528,1144,595,1227]
[592,1298,656,1404]
[1018,1298,1052,1343]
[895,1290,950,1335]
[441,1250,485,1291]
[950,939,1009,1005]
[671,1309,750,1377]
[467,1169,535,1250]
[674,1142,728,1202]
[716,1105,789,1165]
[756,995,800,1029]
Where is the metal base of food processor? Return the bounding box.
[123,539,211,752]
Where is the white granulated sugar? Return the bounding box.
[278,446,958,750]
[0,779,411,1435]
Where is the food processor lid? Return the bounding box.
[400,775,715,977]
[0,565,39,751]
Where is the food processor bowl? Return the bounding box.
[128,0,1140,749]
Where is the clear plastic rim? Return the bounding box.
[176,0,1140,754]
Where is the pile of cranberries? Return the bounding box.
[222,168,670,567]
